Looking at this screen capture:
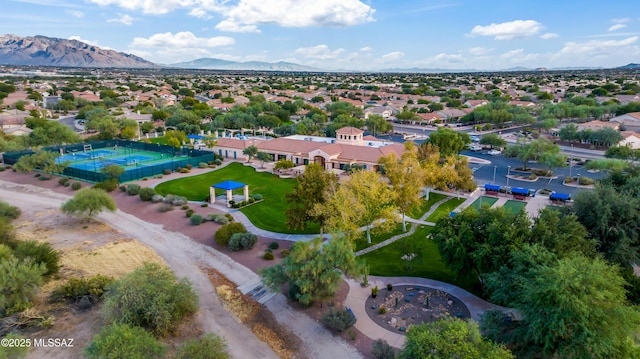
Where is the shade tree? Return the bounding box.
[285,163,338,233]
[60,188,117,218]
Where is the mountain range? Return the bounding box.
[0,34,637,73]
[0,34,155,68]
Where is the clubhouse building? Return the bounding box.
[213,127,405,171]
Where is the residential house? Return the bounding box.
[619,131,640,149]
[610,112,640,132]
[463,100,489,108]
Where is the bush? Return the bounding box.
[164,169,172,175]
[579,176,594,185]
[372,339,395,359]
[198,162,208,169]
[139,187,156,201]
[57,274,114,304]
[263,251,274,260]
[13,240,61,277]
[268,242,279,250]
[214,222,247,246]
[322,308,356,332]
[119,185,127,192]
[158,203,174,212]
[179,168,190,173]
[225,213,234,222]
[248,197,255,203]
[185,209,194,217]
[280,249,290,258]
[0,201,21,220]
[214,159,222,165]
[58,177,70,186]
[0,167,4,172]
[38,175,51,181]
[71,182,82,190]
[172,196,188,206]
[163,194,176,203]
[378,307,387,314]
[94,178,118,192]
[200,203,208,207]
[207,213,229,225]
[228,232,258,251]
[102,263,199,336]
[181,204,190,210]
[253,194,263,201]
[185,163,193,170]
[126,184,141,196]
[175,333,230,359]
[151,194,164,203]
[189,214,203,225]
[85,323,166,359]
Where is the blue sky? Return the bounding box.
[2,0,639,70]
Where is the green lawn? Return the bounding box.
[360,226,479,294]
[469,196,499,210]
[354,223,411,252]
[148,137,171,146]
[502,200,527,214]
[154,162,320,234]
[407,192,447,219]
[425,197,466,222]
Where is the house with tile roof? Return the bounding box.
[610,112,640,132]
[213,126,404,171]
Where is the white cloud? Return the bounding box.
[87,0,189,15]
[293,45,345,60]
[433,53,463,63]
[470,20,543,40]
[612,17,630,23]
[608,24,626,32]
[107,13,135,25]
[65,9,84,18]
[68,36,112,50]
[540,32,558,39]
[379,51,404,62]
[213,0,375,32]
[561,36,638,55]
[468,47,492,55]
[360,46,372,52]
[131,32,235,48]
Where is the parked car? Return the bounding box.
[469,145,482,151]
[487,149,502,155]
[470,135,480,142]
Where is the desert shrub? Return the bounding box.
[57,274,114,303]
[225,213,234,222]
[85,323,165,359]
[172,196,188,206]
[126,184,141,196]
[248,197,255,203]
[268,242,279,250]
[13,240,61,277]
[185,209,194,218]
[200,203,208,207]
[198,162,208,169]
[181,204,190,210]
[102,263,199,336]
[38,175,51,181]
[0,333,29,358]
[151,194,164,203]
[253,194,263,201]
[531,168,552,177]
[263,251,275,260]
[228,200,235,206]
[322,308,356,332]
[158,203,174,212]
[0,167,5,172]
[372,339,395,359]
[58,177,70,186]
[208,214,229,225]
[163,169,171,175]
[94,178,118,192]
[0,201,21,220]
[378,307,387,314]
[175,333,230,359]
[214,222,247,246]
[163,194,176,204]
[71,182,82,190]
[280,249,290,258]
[185,164,192,170]
[139,187,156,201]
[189,214,203,225]
[119,185,127,192]
[228,232,258,251]
[528,174,538,180]
[34,173,41,177]
[0,256,46,316]
[179,168,190,173]
[214,159,222,165]
[579,176,594,185]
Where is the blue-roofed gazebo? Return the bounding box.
[211,180,249,207]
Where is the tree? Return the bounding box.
[61,188,117,218]
[85,323,165,359]
[315,170,396,243]
[378,142,425,231]
[243,145,258,162]
[256,151,271,168]
[427,127,470,156]
[399,318,514,359]
[260,236,358,307]
[100,164,125,183]
[103,262,199,336]
[14,151,70,178]
[505,137,558,170]
[273,159,295,171]
[285,163,338,232]
[164,130,187,148]
[365,114,393,135]
[489,256,640,358]
[479,133,507,149]
[539,151,567,175]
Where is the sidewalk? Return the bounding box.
[344,276,515,349]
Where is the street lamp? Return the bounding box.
[568,143,574,180]
[493,165,497,184]
[506,166,511,189]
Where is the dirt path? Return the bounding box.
[0,180,278,359]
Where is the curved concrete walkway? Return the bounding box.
[343,275,514,349]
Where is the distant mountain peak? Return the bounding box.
[0,34,156,68]
[170,57,323,72]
